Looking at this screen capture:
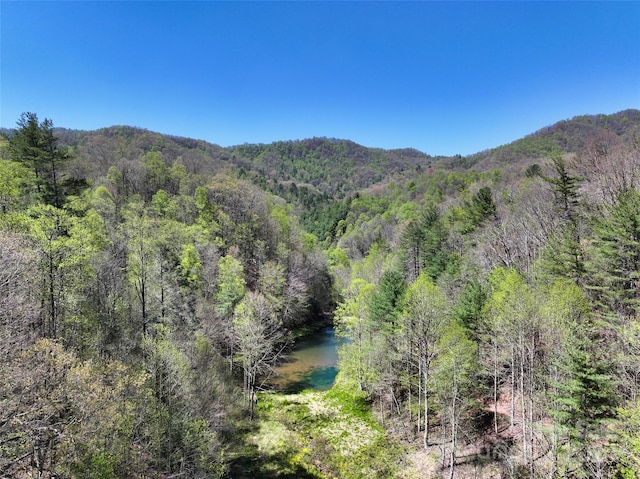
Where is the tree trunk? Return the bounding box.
[423,358,430,448]
[493,340,499,435]
[510,352,515,428]
[448,382,458,479]
[48,252,56,338]
[520,347,527,465]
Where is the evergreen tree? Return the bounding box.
[9,113,68,207]
[541,155,585,283]
[587,189,640,319]
[554,345,617,478]
[543,156,581,227]
[453,278,487,339]
[369,268,406,333]
[464,185,497,229]
[401,206,449,281]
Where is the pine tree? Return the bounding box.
[9,113,68,207]
[465,186,497,228]
[541,155,585,283]
[401,206,448,282]
[453,278,487,339]
[554,344,617,478]
[587,189,640,319]
[369,268,406,333]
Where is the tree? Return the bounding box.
[0,339,81,477]
[16,205,89,340]
[611,399,640,477]
[543,156,581,226]
[9,112,68,207]
[540,280,593,476]
[122,202,158,336]
[575,131,638,206]
[142,151,169,201]
[369,268,406,334]
[215,254,246,317]
[482,268,543,471]
[541,156,585,282]
[233,291,285,419]
[334,278,379,391]
[0,159,35,213]
[463,185,497,230]
[482,176,559,274]
[0,230,39,365]
[554,346,616,478]
[433,321,477,479]
[587,189,640,319]
[401,206,449,282]
[453,277,487,339]
[400,272,452,448]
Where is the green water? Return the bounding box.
[270,327,340,392]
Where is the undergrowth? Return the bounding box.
[243,381,408,478]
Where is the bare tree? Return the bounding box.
[0,231,39,360]
[233,291,287,419]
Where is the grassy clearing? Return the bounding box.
[240,380,410,478]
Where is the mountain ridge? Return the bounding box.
[4,109,638,157]
[2,109,638,199]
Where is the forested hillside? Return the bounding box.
[461,109,640,170]
[0,114,333,478]
[1,109,640,478]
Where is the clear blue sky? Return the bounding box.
[1,1,639,156]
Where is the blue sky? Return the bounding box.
[1,2,639,156]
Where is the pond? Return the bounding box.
[269,327,341,392]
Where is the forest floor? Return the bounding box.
[227,382,509,478]
[228,381,422,478]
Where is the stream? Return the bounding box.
[269,327,341,392]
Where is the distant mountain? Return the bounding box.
[2,109,638,199]
[1,125,435,200]
[458,109,640,170]
[231,138,432,197]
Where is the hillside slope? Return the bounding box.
[447,109,640,170]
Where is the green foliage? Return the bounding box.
[544,155,582,224]
[369,269,406,332]
[178,243,203,289]
[472,132,566,165]
[453,278,487,337]
[233,137,428,198]
[301,197,351,241]
[552,345,617,477]
[215,254,246,316]
[611,400,640,477]
[587,189,640,318]
[252,389,404,479]
[142,151,170,200]
[433,321,477,401]
[401,206,450,280]
[462,185,497,230]
[150,189,177,218]
[541,222,585,284]
[0,159,35,212]
[328,246,350,269]
[334,279,380,390]
[8,112,71,207]
[4,110,640,478]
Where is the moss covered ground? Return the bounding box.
[230,380,413,478]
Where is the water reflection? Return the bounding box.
[269,327,340,392]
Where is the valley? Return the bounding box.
[1,109,640,478]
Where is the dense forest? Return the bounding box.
[1,109,639,478]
